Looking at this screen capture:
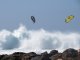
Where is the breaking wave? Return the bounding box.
[0,24,80,54]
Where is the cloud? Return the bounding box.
[0,24,80,54]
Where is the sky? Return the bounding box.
[0,0,80,32]
[0,0,80,54]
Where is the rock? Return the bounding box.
[40,51,50,60]
[28,52,37,57]
[49,50,58,57]
[0,49,80,60]
[11,52,37,60]
[11,52,27,60]
[0,55,7,60]
[1,55,15,60]
[23,52,38,60]
[62,48,78,60]
[31,55,41,60]
[78,49,80,60]
[50,53,62,60]
[31,51,50,60]
[41,51,48,56]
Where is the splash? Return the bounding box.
[0,24,79,54]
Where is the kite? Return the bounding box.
[31,16,36,23]
[65,15,74,23]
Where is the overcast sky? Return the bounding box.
[0,0,80,32]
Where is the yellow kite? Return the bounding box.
[65,15,74,23]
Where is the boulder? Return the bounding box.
[50,53,62,60]
[62,48,78,60]
[49,50,58,57]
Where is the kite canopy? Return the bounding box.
[65,15,74,23]
[31,16,35,23]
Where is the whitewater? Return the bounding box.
[0,24,80,54]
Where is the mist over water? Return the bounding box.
[0,24,80,54]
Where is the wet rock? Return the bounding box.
[40,51,50,60]
[0,49,80,60]
[0,55,7,60]
[78,49,80,60]
[11,52,37,60]
[24,52,38,60]
[1,55,15,60]
[11,52,26,60]
[62,48,78,60]
[31,51,50,60]
[50,53,62,60]
[31,55,41,60]
[49,50,58,57]
[28,52,37,57]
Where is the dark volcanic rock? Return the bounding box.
[31,55,41,60]
[62,48,78,60]
[0,49,80,60]
[1,55,15,60]
[78,49,80,60]
[0,55,6,60]
[31,51,50,60]
[28,52,37,57]
[40,51,50,60]
[12,52,27,60]
[49,50,58,57]
[11,52,37,60]
[50,53,62,60]
[41,51,48,56]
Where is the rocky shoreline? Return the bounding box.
[0,48,80,60]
